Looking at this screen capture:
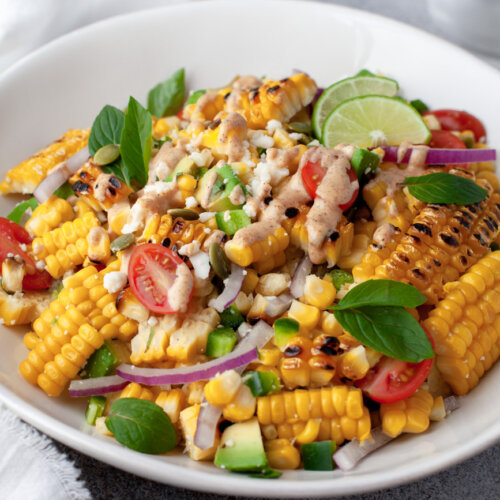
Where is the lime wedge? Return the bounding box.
[322,95,431,149]
[312,75,398,139]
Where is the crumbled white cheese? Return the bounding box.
[199,212,215,222]
[178,240,201,257]
[35,260,46,271]
[189,251,211,279]
[185,196,198,208]
[266,120,282,134]
[103,271,128,294]
[250,131,274,149]
[289,132,303,141]
[307,139,320,147]
[189,149,213,167]
[250,155,289,195]
[147,316,158,327]
[223,210,231,222]
[243,203,256,218]
[144,180,176,195]
[19,243,27,251]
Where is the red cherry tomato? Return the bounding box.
[128,243,192,314]
[424,109,486,142]
[0,217,36,274]
[22,270,52,290]
[356,355,434,404]
[428,129,467,149]
[301,160,359,211]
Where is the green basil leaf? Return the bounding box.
[186,89,206,106]
[120,97,153,188]
[147,68,185,117]
[105,398,176,454]
[333,279,426,311]
[88,105,125,156]
[403,172,488,205]
[334,305,434,363]
[7,197,38,224]
[53,182,74,199]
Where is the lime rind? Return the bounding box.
[312,75,399,139]
[321,94,431,149]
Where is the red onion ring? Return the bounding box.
[381,146,496,165]
[69,375,128,397]
[290,255,312,298]
[208,263,245,312]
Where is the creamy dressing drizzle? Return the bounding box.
[218,112,247,162]
[166,262,194,313]
[373,222,396,246]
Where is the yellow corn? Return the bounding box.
[337,345,370,381]
[204,370,242,407]
[25,196,74,237]
[179,405,220,461]
[253,251,287,274]
[225,226,289,267]
[177,174,197,200]
[1,129,89,194]
[0,289,51,326]
[287,300,320,331]
[264,439,301,470]
[242,268,259,294]
[380,389,434,438]
[222,385,257,422]
[302,275,336,309]
[423,251,500,395]
[155,388,187,424]
[86,226,111,265]
[119,382,155,401]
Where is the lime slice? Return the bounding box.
[312,75,398,139]
[322,95,431,149]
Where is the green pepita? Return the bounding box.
[209,242,229,279]
[110,233,135,253]
[94,144,120,166]
[167,208,199,220]
[288,122,312,134]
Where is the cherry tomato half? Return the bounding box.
[0,217,36,274]
[356,354,434,404]
[424,109,486,142]
[428,129,467,149]
[301,160,359,211]
[22,270,52,290]
[128,243,193,314]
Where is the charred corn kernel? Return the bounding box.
[87,226,111,264]
[302,275,336,309]
[338,345,370,381]
[477,171,499,191]
[119,382,155,401]
[280,337,312,389]
[257,347,281,367]
[225,226,289,267]
[380,389,434,438]
[179,405,219,461]
[1,129,89,194]
[242,268,259,294]
[264,439,300,470]
[255,273,291,297]
[222,385,256,422]
[225,73,317,129]
[204,370,242,407]
[25,196,74,236]
[155,388,187,424]
[288,300,320,331]
[370,181,500,304]
[423,251,500,394]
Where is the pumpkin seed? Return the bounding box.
[94,144,120,166]
[288,122,312,134]
[110,233,135,253]
[167,208,199,220]
[209,242,229,279]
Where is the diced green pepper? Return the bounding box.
[82,341,127,379]
[215,209,250,236]
[206,327,237,357]
[85,396,106,426]
[301,440,336,471]
[327,269,354,291]
[351,148,380,180]
[273,317,300,348]
[220,304,245,329]
[410,99,429,114]
[244,371,281,397]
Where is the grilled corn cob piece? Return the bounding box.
[380,389,434,438]
[70,160,132,211]
[257,386,370,444]
[32,212,100,278]
[119,382,155,401]
[86,226,111,265]
[179,405,220,461]
[423,251,500,395]
[0,129,89,195]
[25,196,75,237]
[155,388,187,424]
[0,289,51,326]
[227,74,318,129]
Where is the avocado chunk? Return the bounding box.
[214,418,269,472]
[273,317,300,348]
[350,148,380,180]
[165,156,198,182]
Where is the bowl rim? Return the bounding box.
[0,0,499,496]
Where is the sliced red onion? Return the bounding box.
[117,347,257,386]
[312,87,324,107]
[194,321,274,450]
[333,427,392,471]
[208,263,245,312]
[444,395,461,412]
[69,375,128,397]
[264,292,293,317]
[381,146,496,165]
[290,255,312,298]
[33,146,89,203]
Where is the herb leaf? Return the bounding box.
[54,182,74,199]
[105,398,176,454]
[334,306,434,363]
[88,105,125,156]
[120,97,153,188]
[186,89,206,106]
[403,172,488,205]
[333,279,426,311]
[147,68,185,117]
[7,197,38,224]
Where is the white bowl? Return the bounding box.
[0,1,499,497]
